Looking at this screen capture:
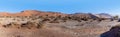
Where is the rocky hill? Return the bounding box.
[0,10,119,37]
[95,13,113,19]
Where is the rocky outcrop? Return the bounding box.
[101,24,120,37]
[70,13,98,19]
[95,13,113,19]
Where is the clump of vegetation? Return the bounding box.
[96,18,106,22]
[42,18,50,22]
[2,21,45,29]
[81,18,88,21]
[21,21,45,29]
[114,15,119,20]
[2,22,21,29]
[49,20,59,23]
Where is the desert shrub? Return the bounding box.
[45,14,49,17]
[93,18,96,20]
[68,16,72,20]
[10,22,20,28]
[16,16,20,18]
[75,24,84,26]
[2,23,12,28]
[49,16,55,19]
[38,16,43,18]
[49,20,59,23]
[2,22,20,29]
[2,21,45,29]
[90,20,93,22]
[61,16,70,21]
[72,18,81,22]
[97,18,105,22]
[97,19,102,22]
[31,17,38,20]
[21,21,35,29]
[81,18,88,21]
[58,15,62,18]
[21,21,37,29]
[114,15,119,20]
[2,25,7,28]
[110,19,114,21]
[62,20,66,22]
[69,16,82,22]
[21,21,45,29]
[36,22,44,28]
[42,18,50,22]
[77,20,81,22]
[12,18,16,20]
[53,18,59,21]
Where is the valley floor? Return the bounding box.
[0,20,119,37]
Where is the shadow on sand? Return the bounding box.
[100,27,120,37]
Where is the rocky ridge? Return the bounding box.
[0,10,119,37]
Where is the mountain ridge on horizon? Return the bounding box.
[0,10,113,15]
[0,10,115,19]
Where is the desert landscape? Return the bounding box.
[0,10,119,37]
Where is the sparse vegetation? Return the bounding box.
[114,15,119,20]
[0,10,119,37]
[2,20,45,29]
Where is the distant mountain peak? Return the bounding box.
[95,13,113,18]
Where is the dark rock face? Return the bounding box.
[101,25,120,37]
[71,13,98,19]
[118,19,120,22]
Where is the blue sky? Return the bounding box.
[0,0,120,15]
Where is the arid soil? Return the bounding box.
[0,10,119,37]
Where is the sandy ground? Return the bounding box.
[0,20,119,37]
